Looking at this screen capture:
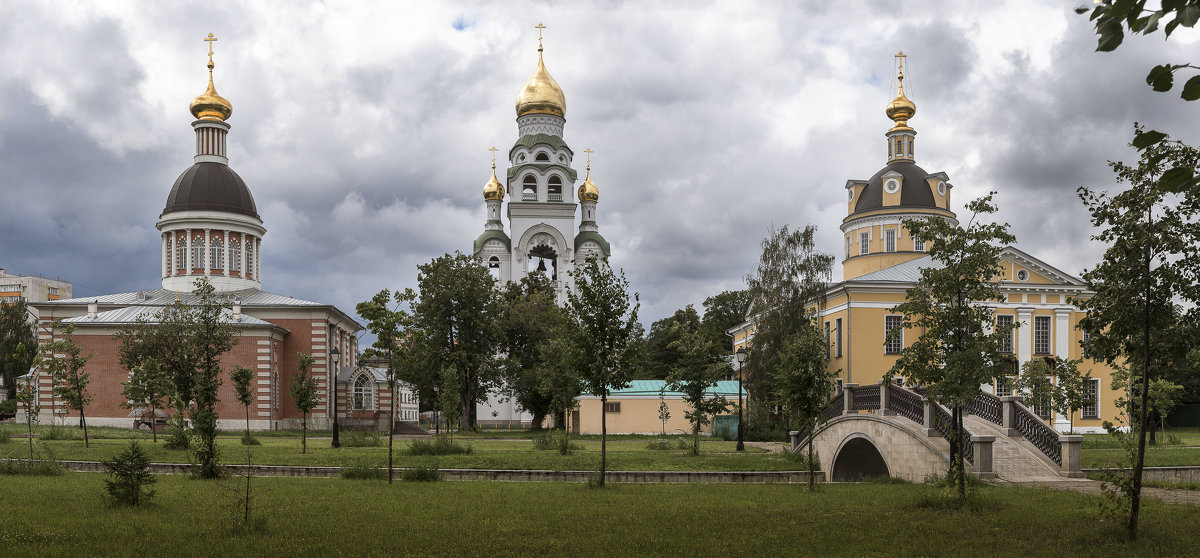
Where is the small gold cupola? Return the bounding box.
[578,148,599,202]
[515,22,566,119]
[484,146,505,201]
[885,51,916,163]
[189,33,233,122]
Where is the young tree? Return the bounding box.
[121,358,172,443]
[188,280,238,478]
[0,297,37,400]
[777,325,839,491]
[657,386,671,437]
[888,193,1017,499]
[1014,359,1055,420]
[561,256,642,487]
[42,321,94,447]
[290,353,318,454]
[229,364,256,445]
[744,225,835,431]
[1051,358,1092,434]
[666,319,730,455]
[412,252,500,430]
[102,440,156,507]
[13,364,40,463]
[438,366,462,442]
[1076,129,1200,539]
[496,274,567,428]
[356,287,419,484]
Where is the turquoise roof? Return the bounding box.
[593,379,746,398]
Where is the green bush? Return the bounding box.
[0,398,17,416]
[39,426,83,441]
[103,441,156,506]
[240,432,261,446]
[163,414,191,450]
[409,436,472,456]
[341,461,387,480]
[645,438,673,451]
[675,437,691,450]
[0,428,11,444]
[786,448,819,469]
[401,466,442,482]
[744,422,788,443]
[341,430,382,447]
[0,460,63,476]
[532,430,582,454]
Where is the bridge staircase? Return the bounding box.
[790,382,1084,482]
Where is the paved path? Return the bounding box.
[1002,477,1200,506]
[963,415,1062,482]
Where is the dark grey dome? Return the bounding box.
[852,161,937,216]
[162,162,258,219]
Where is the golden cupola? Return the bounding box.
[484,165,505,201]
[578,166,599,202]
[189,34,233,122]
[515,24,566,118]
[885,58,915,131]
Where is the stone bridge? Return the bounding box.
[790,382,1084,483]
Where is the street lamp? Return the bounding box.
[735,346,747,452]
[330,346,341,449]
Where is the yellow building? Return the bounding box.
[728,56,1119,433]
[574,380,745,435]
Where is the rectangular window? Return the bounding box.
[996,376,1014,398]
[1034,316,1051,355]
[824,321,831,359]
[1083,378,1100,419]
[912,234,924,252]
[192,236,205,268]
[885,229,896,252]
[1081,329,1091,358]
[835,318,843,358]
[604,402,621,413]
[835,378,843,393]
[845,236,850,259]
[860,232,869,256]
[47,287,59,295]
[884,315,903,354]
[0,284,21,292]
[997,315,1014,354]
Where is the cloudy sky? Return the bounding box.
[1,0,1198,330]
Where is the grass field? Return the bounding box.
[0,474,1197,556]
[0,428,800,471]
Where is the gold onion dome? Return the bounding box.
[483,169,505,200]
[190,35,233,122]
[885,73,915,130]
[515,51,566,118]
[578,167,599,202]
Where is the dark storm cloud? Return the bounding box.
[3,1,1196,329]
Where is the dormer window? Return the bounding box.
[535,152,550,162]
[548,175,563,201]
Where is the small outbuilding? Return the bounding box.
[574,380,746,436]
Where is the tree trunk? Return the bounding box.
[807,407,815,491]
[244,404,251,442]
[1130,217,1153,541]
[692,421,700,456]
[388,403,396,484]
[26,413,34,463]
[301,413,308,454]
[600,395,607,487]
[954,405,965,499]
[80,405,89,448]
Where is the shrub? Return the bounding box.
[240,432,261,446]
[785,448,819,469]
[744,422,788,443]
[163,414,191,450]
[408,435,472,456]
[39,426,82,441]
[0,428,11,444]
[645,438,673,451]
[341,430,383,447]
[533,430,582,454]
[0,460,63,476]
[401,466,442,482]
[341,461,387,480]
[675,437,691,450]
[103,441,156,506]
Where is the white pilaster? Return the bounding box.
[186,228,193,272]
[223,230,230,276]
[204,228,211,275]
[1017,307,1033,367]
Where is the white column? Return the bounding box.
[223,230,230,276]
[255,236,261,283]
[161,233,168,278]
[1054,308,1071,361]
[186,228,193,272]
[1017,307,1033,367]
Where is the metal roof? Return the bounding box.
[850,255,939,283]
[47,288,325,308]
[584,379,746,399]
[64,305,275,327]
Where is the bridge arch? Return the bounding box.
[831,434,890,481]
[808,414,951,482]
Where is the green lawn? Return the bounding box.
[0,432,799,471]
[1081,427,1200,468]
[0,475,1196,556]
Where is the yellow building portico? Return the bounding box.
[729,54,1119,433]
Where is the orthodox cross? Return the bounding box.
[489,146,499,169]
[584,147,593,169]
[204,33,218,68]
[535,22,546,50]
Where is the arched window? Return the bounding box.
[192,235,205,268]
[535,152,550,162]
[165,237,172,275]
[210,237,224,270]
[488,256,500,280]
[522,175,537,201]
[176,235,187,271]
[245,240,253,279]
[548,175,563,201]
[230,239,241,272]
[352,374,373,410]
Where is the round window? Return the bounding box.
[848,189,855,201]
[884,179,900,194]
[1016,269,1028,282]
[938,181,946,196]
